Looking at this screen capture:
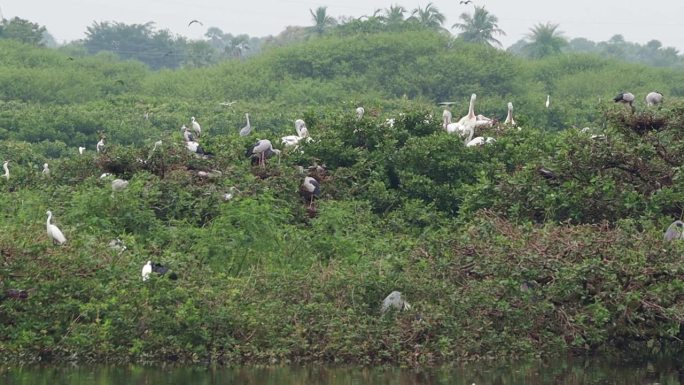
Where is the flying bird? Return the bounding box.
[46,210,67,245]
[460,0,472,3]
[188,19,203,27]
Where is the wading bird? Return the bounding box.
[239,113,252,136]
[646,91,663,107]
[247,139,281,167]
[191,116,201,138]
[356,106,365,120]
[42,163,50,177]
[46,210,66,245]
[78,146,85,155]
[381,291,411,313]
[664,220,684,241]
[2,161,9,180]
[545,95,550,108]
[613,92,635,112]
[282,119,311,147]
[96,138,105,153]
[142,261,152,281]
[300,176,321,208]
[504,102,516,127]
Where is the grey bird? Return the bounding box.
[381,291,412,314]
[664,220,684,241]
[646,91,663,107]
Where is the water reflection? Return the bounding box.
[2,357,684,385]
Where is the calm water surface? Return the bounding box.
[2,357,683,384]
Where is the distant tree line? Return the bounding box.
[2,5,684,70]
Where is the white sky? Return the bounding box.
[2,0,684,52]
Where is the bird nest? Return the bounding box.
[611,111,668,136]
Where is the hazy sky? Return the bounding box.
[2,0,684,51]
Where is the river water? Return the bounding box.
[1,357,683,384]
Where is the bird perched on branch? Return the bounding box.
[646,91,663,107]
[613,92,635,113]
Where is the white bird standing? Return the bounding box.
[504,102,516,127]
[646,91,663,107]
[456,93,478,130]
[239,113,252,136]
[46,210,67,245]
[142,260,152,281]
[247,139,281,167]
[78,146,86,155]
[42,163,50,177]
[96,138,105,153]
[356,106,365,120]
[111,179,129,191]
[191,116,201,138]
[381,291,412,314]
[545,95,550,108]
[463,125,495,147]
[282,119,311,147]
[300,176,321,208]
[153,140,162,151]
[442,109,453,130]
[2,161,9,180]
[664,220,684,241]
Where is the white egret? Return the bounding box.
[42,163,50,177]
[153,140,162,151]
[142,261,152,281]
[2,161,9,180]
[222,186,240,201]
[46,210,67,245]
[78,146,86,155]
[545,95,550,108]
[646,91,663,107]
[191,116,201,138]
[381,291,411,314]
[239,113,252,136]
[300,176,321,208]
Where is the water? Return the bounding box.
[1,358,683,385]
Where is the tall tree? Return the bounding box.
[409,3,446,31]
[452,6,505,48]
[381,5,407,26]
[0,17,46,46]
[523,22,567,59]
[309,6,337,36]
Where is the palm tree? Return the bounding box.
[309,6,337,36]
[380,5,407,26]
[452,6,506,48]
[523,23,567,59]
[409,3,446,30]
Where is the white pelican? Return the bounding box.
[504,102,516,127]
